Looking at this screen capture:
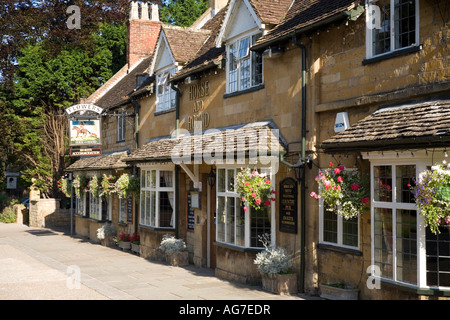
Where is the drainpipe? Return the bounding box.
[131,97,140,235]
[171,81,181,238]
[292,35,307,294]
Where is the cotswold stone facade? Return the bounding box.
[66,0,450,300]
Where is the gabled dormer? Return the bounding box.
[149,25,210,113]
[215,0,291,95]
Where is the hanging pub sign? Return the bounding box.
[69,119,101,146]
[279,177,298,233]
[70,147,102,156]
[65,104,104,115]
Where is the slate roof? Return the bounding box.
[162,25,211,64]
[95,56,153,109]
[125,122,286,163]
[253,0,358,50]
[66,152,129,172]
[319,98,450,153]
[171,5,228,82]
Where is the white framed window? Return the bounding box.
[89,193,101,220]
[119,197,127,223]
[216,166,275,248]
[226,33,263,94]
[140,166,175,228]
[318,168,360,250]
[117,111,126,142]
[367,151,450,290]
[76,193,87,217]
[366,0,419,58]
[156,67,177,113]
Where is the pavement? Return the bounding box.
[0,222,319,302]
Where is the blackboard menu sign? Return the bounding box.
[187,192,195,231]
[127,195,133,223]
[279,178,297,233]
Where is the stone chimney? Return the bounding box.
[209,0,228,16]
[127,2,162,68]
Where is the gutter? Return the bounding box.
[171,80,182,238]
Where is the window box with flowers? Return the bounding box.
[254,234,297,295]
[311,162,369,220]
[411,162,450,235]
[159,234,189,266]
[116,232,131,250]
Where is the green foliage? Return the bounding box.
[0,207,16,223]
[160,0,209,27]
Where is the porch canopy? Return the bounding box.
[66,151,129,172]
[319,97,450,154]
[125,121,286,164]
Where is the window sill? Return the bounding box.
[213,241,264,253]
[317,243,362,256]
[138,224,175,231]
[223,84,264,99]
[154,108,176,116]
[380,278,450,297]
[362,45,422,65]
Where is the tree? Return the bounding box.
[9,22,127,196]
[160,0,209,27]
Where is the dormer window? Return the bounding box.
[156,67,177,113]
[226,32,263,94]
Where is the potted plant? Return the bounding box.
[319,282,359,300]
[159,234,189,266]
[311,162,369,219]
[411,161,450,234]
[96,223,116,247]
[57,177,71,197]
[117,232,131,250]
[236,168,275,213]
[130,232,140,254]
[254,234,297,295]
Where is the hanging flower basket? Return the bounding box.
[311,162,369,220]
[115,173,140,199]
[411,162,450,234]
[57,177,71,197]
[235,168,275,212]
[100,174,117,197]
[88,175,100,197]
[73,175,88,199]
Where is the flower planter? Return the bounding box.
[101,236,116,248]
[165,251,189,267]
[261,273,297,295]
[131,243,140,255]
[319,283,359,300]
[118,241,131,251]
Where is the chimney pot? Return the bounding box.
[141,2,149,20]
[151,4,160,21]
[130,1,139,20]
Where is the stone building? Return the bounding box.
[65,0,450,299]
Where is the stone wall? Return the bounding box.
[29,199,71,228]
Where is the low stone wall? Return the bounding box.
[13,204,28,225]
[29,199,71,228]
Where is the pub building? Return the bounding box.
[65,0,450,300]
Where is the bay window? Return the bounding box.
[216,167,274,248]
[140,166,175,228]
[367,152,450,290]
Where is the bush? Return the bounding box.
[0,207,16,223]
[159,234,186,254]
